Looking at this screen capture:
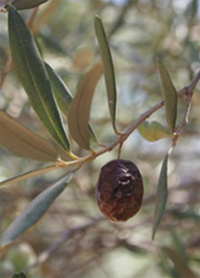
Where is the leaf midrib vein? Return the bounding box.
[15,18,65,148]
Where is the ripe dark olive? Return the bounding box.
[96,159,144,221]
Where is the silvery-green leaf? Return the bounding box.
[45,62,98,143]
[7,5,70,151]
[45,63,73,116]
[94,15,119,134]
[0,171,74,247]
[157,59,177,134]
[152,154,168,239]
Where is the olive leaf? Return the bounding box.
[0,111,58,161]
[12,0,50,10]
[137,121,171,142]
[45,62,98,143]
[152,154,168,239]
[68,63,103,150]
[7,5,70,151]
[94,15,119,134]
[157,58,177,134]
[0,171,74,247]
[45,63,73,116]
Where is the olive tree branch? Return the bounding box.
[61,69,200,167]
[1,70,199,187]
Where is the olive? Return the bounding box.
[96,159,144,221]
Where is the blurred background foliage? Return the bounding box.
[0,0,200,277]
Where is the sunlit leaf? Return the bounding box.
[7,5,70,151]
[0,171,74,247]
[68,63,103,150]
[12,0,49,10]
[137,121,171,141]
[157,58,177,134]
[12,273,27,278]
[0,111,58,161]
[45,62,98,143]
[152,154,168,239]
[94,15,119,134]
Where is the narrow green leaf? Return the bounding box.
[7,5,70,151]
[0,111,58,161]
[44,63,73,115]
[12,0,49,10]
[152,154,168,239]
[45,62,98,143]
[12,273,27,278]
[0,164,57,188]
[157,58,177,133]
[0,171,74,247]
[137,121,171,142]
[94,15,119,134]
[68,63,103,150]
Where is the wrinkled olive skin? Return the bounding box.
[96,159,144,221]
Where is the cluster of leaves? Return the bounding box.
[0,3,177,246]
[0,1,199,277]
